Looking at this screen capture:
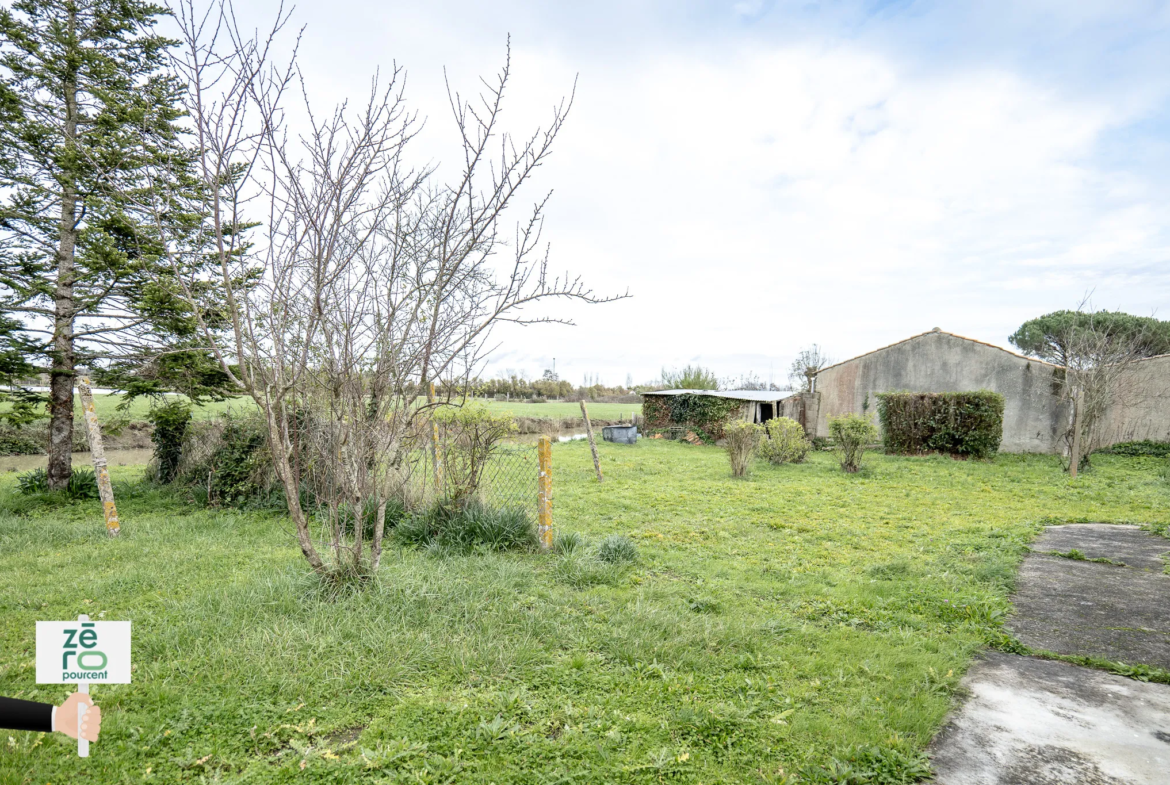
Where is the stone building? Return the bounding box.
[800,328,1169,453]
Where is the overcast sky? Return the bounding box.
[222,0,1170,388]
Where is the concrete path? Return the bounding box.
[1035,523,1170,573]
[930,653,1170,784]
[930,524,1170,784]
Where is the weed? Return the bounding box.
[16,467,98,500]
[595,534,638,564]
[553,530,586,556]
[394,499,537,553]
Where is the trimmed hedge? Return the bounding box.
[641,394,742,439]
[876,391,1004,459]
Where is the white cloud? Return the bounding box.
[206,1,1170,386]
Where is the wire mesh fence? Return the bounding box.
[419,437,541,520]
[477,444,540,517]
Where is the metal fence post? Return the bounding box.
[538,435,553,550]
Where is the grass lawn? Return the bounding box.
[475,399,641,421]
[1,395,641,424]
[1,442,1166,783]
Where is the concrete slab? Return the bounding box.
[1007,554,1170,668]
[1034,524,1170,572]
[929,652,1170,785]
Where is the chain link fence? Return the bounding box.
[420,438,541,520]
[477,444,540,517]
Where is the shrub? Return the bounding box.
[595,534,638,564]
[177,414,275,506]
[0,419,89,456]
[641,393,742,439]
[146,400,193,483]
[876,391,1004,459]
[1099,440,1170,458]
[0,424,44,456]
[723,420,763,477]
[828,413,878,473]
[758,417,810,465]
[435,404,518,502]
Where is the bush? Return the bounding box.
[1099,440,1170,458]
[0,419,89,456]
[723,420,763,477]
[395,499,537,553]
[0,424,44,456]
[177,414,275,506]
[876,391,1004,459]
[758,417,810,465]
[828,413,878,473]
[595,534,638,564]
[641,393,743,439]
[146,400,192,483]
[435,404,517,502]
[17,467,99,500]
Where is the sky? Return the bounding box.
[219,0,1170,388]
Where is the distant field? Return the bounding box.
[1,394,641,423]
[482,400,641,420]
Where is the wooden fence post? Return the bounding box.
[429,382,442,493]
[1070,388,1084,479]
[538,435,553,550]
[76,374,120,537]
[580,401,603,483]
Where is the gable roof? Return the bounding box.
[813,329,1062,376]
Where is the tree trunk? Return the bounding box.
[262,400,326,573]
[1070,388,1084,478]
[47,70,80,491]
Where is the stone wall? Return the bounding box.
[1095,354,1170,446]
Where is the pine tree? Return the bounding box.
[0,0,197,488]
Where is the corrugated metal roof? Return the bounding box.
[640,389,792,402]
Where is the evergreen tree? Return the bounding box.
[1010,310,1170,366]
[0,0,198,488]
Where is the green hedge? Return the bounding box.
[641,394,742,439]
[876,391,1004,459]
[1099,440,1170,458]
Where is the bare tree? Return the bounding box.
[789,345,832,392]
[152,1,625,577]
[1055,301,1159,474]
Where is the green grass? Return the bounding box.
[1,395,640,424]
[1,444,1167,783]
[466,399,641,420]
[0,393,253,422]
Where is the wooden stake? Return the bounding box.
[76,374,119,536]
[1070,387,1084,479]
[429,382,441,493]
[580,400,603,483]
[537,435,553,549]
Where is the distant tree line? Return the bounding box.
[440,374,635,401]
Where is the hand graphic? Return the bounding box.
[56,692,100,742]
